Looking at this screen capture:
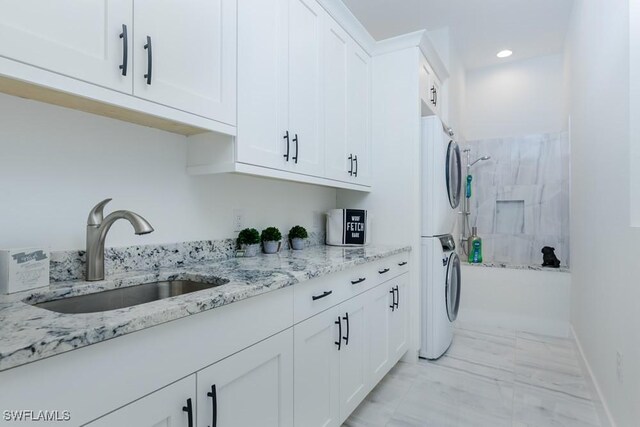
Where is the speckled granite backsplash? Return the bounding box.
[49,231,325,282]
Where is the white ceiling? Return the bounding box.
[342,0,574,69]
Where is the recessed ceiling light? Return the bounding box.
[497,49,513,58]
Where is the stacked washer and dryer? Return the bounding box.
[419,116,463,360]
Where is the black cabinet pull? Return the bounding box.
[348,154,353,176]
[312,290,332,301]
[394,286,399,309]
[335,316,342,350]
[143,36,152,85]
[389,288,395,311]
[353,155,358,177]
[119,24,128,76]
[292,133,299,164]
[342,312,350,345]
[183,398,194,427]
[283,131,290,161]
[350,277,366,285]
[378,268,390,274]
[207,385,217,427]
[398,261,408,266]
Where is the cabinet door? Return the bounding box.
[0,0,132,93]
[389,274,410,361]
[133,0,236,123]
[366,283,393,387]
[346,42,372,185]
[86,375,195,427]
[294,307,340,427]
[287,0,325,177]
[197,329,293,427]
[236,0,289,169]
[337,293,369,422]
[323,17,349,182]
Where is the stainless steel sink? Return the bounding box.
[32,279,228,314]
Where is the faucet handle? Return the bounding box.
[87,198,112,226]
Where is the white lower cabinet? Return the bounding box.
[197,329,294,427]
[389,274,410,360]
[294,272,410,426]
[294,306,341,427]
[86,375,196,427]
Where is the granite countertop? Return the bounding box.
[0,244,410,372]
[462,261,570,273]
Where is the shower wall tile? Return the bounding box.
[464,132,570,267]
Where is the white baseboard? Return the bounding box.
[571,325,616,427]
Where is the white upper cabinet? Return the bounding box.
[345,42,372,185]
[0,0,133,93]
[236,0,289,170]
[323,18,350,182]
[133,0,236,123]
[287,0,325,177]
[420,54,443,118]
[323,17,371,185]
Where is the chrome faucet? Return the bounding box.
[86,199,154,281]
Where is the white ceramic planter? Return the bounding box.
[241,243,260,257]
[263,241,280,254]
[291,238,306,250]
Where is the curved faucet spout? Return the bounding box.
[86,200,154,281]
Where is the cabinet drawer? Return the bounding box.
[294,263,371,323]
[374,253,410,285]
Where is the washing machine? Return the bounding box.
[420,234,461,360]
[421,116,462,237]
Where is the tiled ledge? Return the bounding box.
[461,261,570,273]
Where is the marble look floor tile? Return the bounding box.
[343,363,418,427]
[512,383,601,427]
[393,363,513,427]
[454,321,517,339]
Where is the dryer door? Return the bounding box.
[445,252,461,322]
[446,141,462,209]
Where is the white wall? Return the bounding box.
[566,0,639,425]
[465,53,567,140]
[458,266,571,337]
[0,94,336,251]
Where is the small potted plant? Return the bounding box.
[261,227,282,254]
[288,225,308,250]
[237,228,261,257]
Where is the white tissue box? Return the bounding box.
[0,248,50,294]
[326,209,370,246]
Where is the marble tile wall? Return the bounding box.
[464,131,570,266]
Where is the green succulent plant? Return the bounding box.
[237,228,260,246]
[288,225,308,240]
[261,226,282,242]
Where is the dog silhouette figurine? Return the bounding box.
[541,246,561,268]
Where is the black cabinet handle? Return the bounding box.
[183,398,194,427]
[378,268,390,274]
[119,24,128,76]
[389,288,395,311]
[292,134,298,164]
[350,277,366,285]
[143,36,152,85]
[354,155,358,177]
[283,131,290,161]
[207,385,217,427]
[394,286,399,309]
[335,316,342,350]
[312,290,332,301]
[348,154,353,176]
[398,261,408,266]
[342,312,350,345]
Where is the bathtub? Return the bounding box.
[458,262,571,337]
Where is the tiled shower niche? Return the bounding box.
[464,131,570,267]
